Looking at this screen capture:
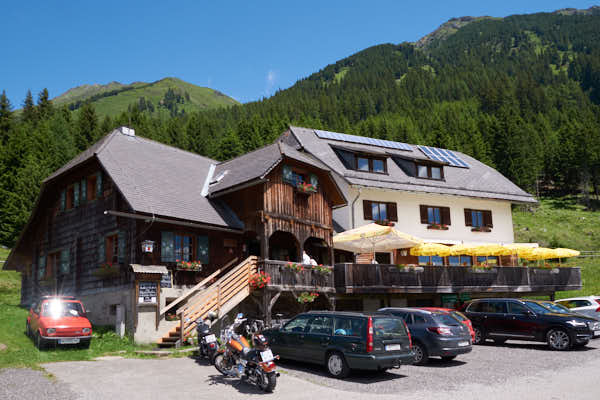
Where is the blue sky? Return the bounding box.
[1,1,598,106]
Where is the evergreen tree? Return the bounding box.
[0,90,13,143]
[75,103,99,151]
[22,90,36,123]
[37,88,53,120]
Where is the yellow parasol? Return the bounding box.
[551,248,580,258]
[409,243,451,257]
[521,247,555,261]
[468,244,514,257]
[333,223,423,254]
[448,244,477,256]
[502,243,536,258]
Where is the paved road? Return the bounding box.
[4,341,600,399]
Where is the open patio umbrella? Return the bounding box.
[409,243,451,257]
[502,243,536,258]
[448,244,477,256]
[551,248,580,258]
[333,223,423,254]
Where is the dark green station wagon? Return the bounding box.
[263,311,415,378]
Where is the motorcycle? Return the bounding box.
[213,313,279,392]
[196,311,218,363]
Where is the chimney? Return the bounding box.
[120,126,135,137]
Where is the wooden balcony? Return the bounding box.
[334,264,582,294]
[258,260,335,293]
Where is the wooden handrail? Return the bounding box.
[162,257,238,317]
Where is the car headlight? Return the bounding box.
[82,328,90,334]
[566,320,587,327]
[46,328,56,334]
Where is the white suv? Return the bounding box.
[556,296,600,319]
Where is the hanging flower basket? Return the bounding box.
[296,182,317,194]
[285,262,304,273]
[165,313,179,321]
[176,260,202,271]
[93,262,121,279]
[249,271,271,289]
[297,292,319,303]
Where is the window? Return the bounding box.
[483,301,507,314]
[282,315,311,333]
[46,252,59,279]
[87,175,97,201]
[412,314,427,324]
[464,209,493,230]
[476,256,497,265]
[66,185,75,209]
[508,302,530,315]
[307,316,333,335]
[333,148,387,174]
[375,252,391,264]
[292,171,307,185]
[106,234,119,264]
[419,205,451,226]
[415,163,444,180]
[333,317,365,337]
[363,200,397,222]
[372,159,385,173]
[357,157,369,171]
[175,234,194,261]
[418,256,443,266]
[161,232,209,264]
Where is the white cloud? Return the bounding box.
[264,69,277,97]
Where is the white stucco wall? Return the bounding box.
[341,187,515,245]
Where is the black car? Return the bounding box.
[378,308,472,365]
[462,298,600,350]
[262,311,414,378]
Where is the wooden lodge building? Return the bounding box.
[6,126,581,344]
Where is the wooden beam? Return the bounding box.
[261,211,333,231]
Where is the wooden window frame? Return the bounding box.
[464,208,493,232]
[106,234,119,264]
[415,163,444,181]
[46,252,60,279]
[66,185,75,210]
[353,154,387,174]
[174,233,196,262]
[419,205,451,228]
[87,175,98,201]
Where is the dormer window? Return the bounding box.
[332,147,387,174]
[416,163,443,180]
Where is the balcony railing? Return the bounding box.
[258,260,335,292]
[334,264,582,294]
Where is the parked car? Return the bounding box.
[555,296,600,319]
[26,296,93,349]
[262,311,414,378]
[378,307,472,365]
[417,307,475,341]
[462,298,600,350]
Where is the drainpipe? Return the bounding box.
[350,188,362,229]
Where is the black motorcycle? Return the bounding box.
[196,311,218,363]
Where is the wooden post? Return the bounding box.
[178,312,184,349]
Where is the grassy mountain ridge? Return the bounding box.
[52,77,239,118]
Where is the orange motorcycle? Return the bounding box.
[213,313,279,392]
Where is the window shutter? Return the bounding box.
[161,231,175,262]
[363,200,373,220]
[118,231,126,263]
[387,202,398,222]
[197,235,209,264]
[74,182,80,207]
[419,205,428,224]
[60,190,66,211]
[80,178,87,203]
[282,165,293,184]
[441,207,451,225]
[309,173,318,189]
[483,210,493,228]
[98,236,105,264]
[96,171,103,197]
[38,256,46,280]
[59,248,70,275]
[464,209,473,226]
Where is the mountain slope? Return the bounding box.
[52,77,239,118]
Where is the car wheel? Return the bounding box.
[326,351,350,379]
[493,339,506,345]
[412,342,429,365]
[35,332,46,350]
[472,326,485,345]
[441,355,456,362]
[547,328,571,351]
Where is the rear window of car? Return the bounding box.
[373,317,407,339]
[432,313,461,326]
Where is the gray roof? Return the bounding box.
[46,128,243,229]
[209,141,331,195]
[130,264,169,274]
[287,126,536,204]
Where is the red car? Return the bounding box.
[417,307,475,341]
[26,296,93,349]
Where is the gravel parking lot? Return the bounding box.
[3,341,599,399]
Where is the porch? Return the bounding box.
[333,264,582,294]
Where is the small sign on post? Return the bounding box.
[138,281,158,304]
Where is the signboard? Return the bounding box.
[160,271,172,288]
[138,281,158,304]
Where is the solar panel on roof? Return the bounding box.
[314,129,412,151]
[417,145,470,168]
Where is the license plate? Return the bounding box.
[385,344,401,351]
[594,330,600,336]
[458,341,469,347]
[260,350,274,362]
[58,338,80,344]
[205,334,216,343]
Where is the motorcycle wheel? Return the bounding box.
[258,371,277,392]
[213,354,230,376]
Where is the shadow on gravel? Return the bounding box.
[190,354,213,367]
[481,341,599,352]
[205,374,269,395]
[277,359,407,383]
[416,358,467,368]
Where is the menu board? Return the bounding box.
[138,281,158,304]
[160,271,172,288]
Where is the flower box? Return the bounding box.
[427,224,449,230]
[395,265,424,273]
[471,227,492,232]
[295,182,317,194]
[284,262,305,273]
[176,260,202,271]
[250,271,271,289]
[311,264,333,275]
[297,292,319,303]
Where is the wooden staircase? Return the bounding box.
[157,256,258,348]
